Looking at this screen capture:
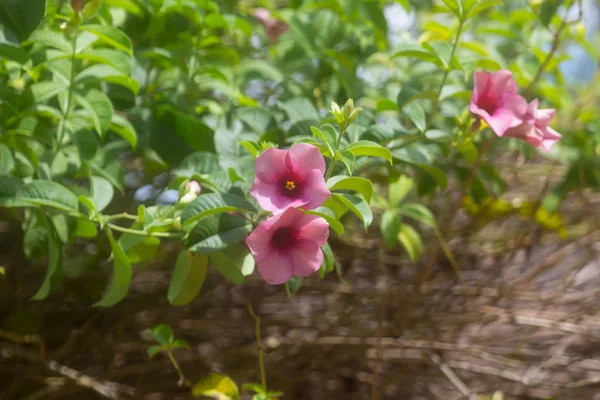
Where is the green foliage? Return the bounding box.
[0,0,594,315]
[192,373,239,400]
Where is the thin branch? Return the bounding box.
[430,353,477,400]
[524,0,581,96]
[247,302,267,391]
[1,344,135,400]
[106,223,183,238]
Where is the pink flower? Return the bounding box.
[246,208,329,284]
[253,8,289,43]
[186,180,201,195]
[250,143,331,213]
[470,70,528,137]
[503,99,561,151]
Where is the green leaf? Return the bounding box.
[168,252,208,306]
[76,89,113,136]
[285,276,302,297]
[242,383,266,395]
[75,64,140,94]
[81,24,133,56]
[172,338,190,350]
[389,175,413,207]
[149,324,174,345]
[540,0,564,27]
[305,208,344,236]
[73,218,98,238]
[91,175,113,212]
[457,142,478,165]
[175,152,231,193]
[30,82,68,102]
[400,102,426,132]
[26,28,72,53]
[332,193,373,231]
[392,43,442,67]
[310,126,335,158]
[186,214,251,253]
[0,144,14,174]
[278,97,319,123]
[109,114,137,149]
[398,203,437,228]
[31,218,63,300]
[343,141,392,164]
[440,0,462,18]
[209,245,255,284]
[327,176,373,203]
[193,373,239,400]
[423,42,453,70]
[380,209,401,249]
[319,241,335,277]
[76,48,133,75]
[398,224,423,261]
[147,345,164,359]
[0,176,23,206]
[0,0,45,41]
[466,0,501,19]
[15,180,79,212]
[180,193,256,226]
[93,229,132,307]
[0,43,28,63]
[335,150,354,175]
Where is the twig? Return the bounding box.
[0,329,46,360]
[247,302,267,391]
[524,0,581,96]
[430,353,477,399]
[1,344,135,399]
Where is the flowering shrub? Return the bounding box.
[0,0,597,397]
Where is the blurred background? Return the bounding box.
[1,0,600,399]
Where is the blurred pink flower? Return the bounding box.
[186,180,201,195]
[470,70,528,137]
[253,8,289,43]
[246,208,329,284]
[503,99,561,151]
[250,143,330,213]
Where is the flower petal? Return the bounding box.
[250,179,309,212]
[472,71,492,103]
[488,70,518,95]
[254,148,289,183]
[301,169,331,210]
[293,213,330,246]
[246,224,274,262]
[257,250,294,285]
[263,207,304,231]
[539,127,561,152]
[286,143,326,176]
[290,240,323,277]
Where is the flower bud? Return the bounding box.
[71,0,84,12]
[342,99,354,121]
[186,180,201,195]
[178,180,201,204]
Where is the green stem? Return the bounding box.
[106,223,183,238]
[55,20,80,153]
[167,350,190,387]
[427,18,465,130]
[324,126,347,180]
[106,213,138,221]
[247,303,267,391]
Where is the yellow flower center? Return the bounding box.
[285,181,296,191]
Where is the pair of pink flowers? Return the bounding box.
[246,144,331,284]
[469,70,561,151]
